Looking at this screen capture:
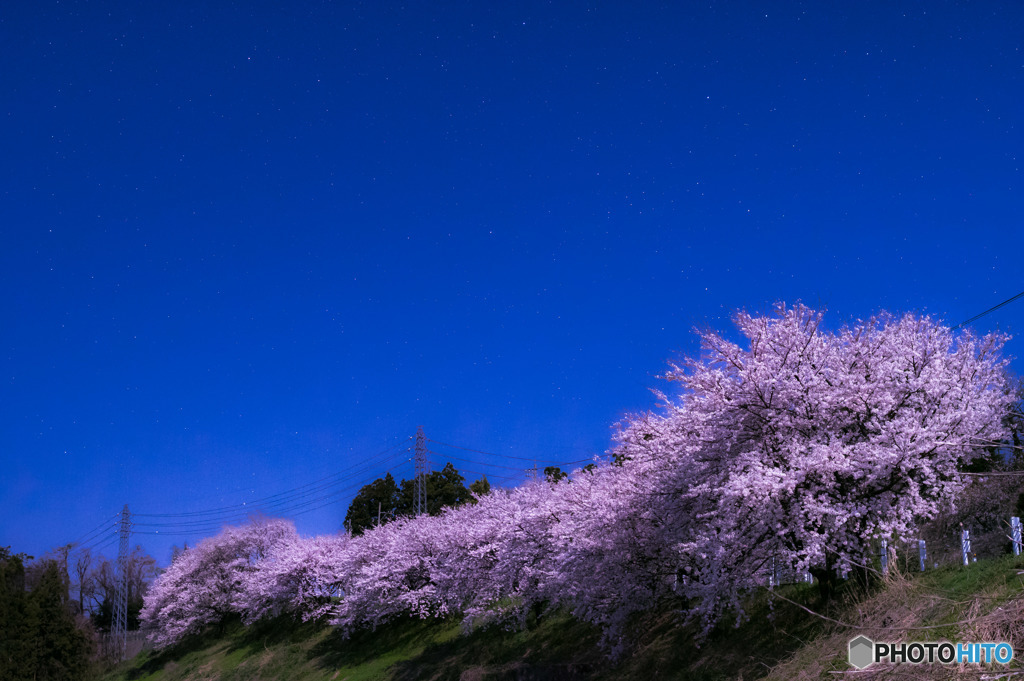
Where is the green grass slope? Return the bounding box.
[103,555,1024,681]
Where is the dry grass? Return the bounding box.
[765,555,1024,681]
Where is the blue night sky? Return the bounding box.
[2,1,1022,564]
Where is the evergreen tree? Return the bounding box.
[31,560,92,680]
[0,547,36,681]
[400,462,471,515]
[0,550,93,681]
[345,464,473,535]
[543,466,568,483]
[469,475,491,499]
[345,472,403,535]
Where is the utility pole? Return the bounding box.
[414,426,428,516]
[113,504,132,660]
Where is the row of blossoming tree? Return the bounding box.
[142,304,1014,652]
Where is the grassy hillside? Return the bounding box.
[103,555,1024,681]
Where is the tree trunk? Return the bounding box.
[809,553,839,605]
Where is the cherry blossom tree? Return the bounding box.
[237,533,351,624]
[441,481,563,632]
[611,304,1012,628]
[542,460,679,652]
[140,304,1014,653]
[141,518,296,647]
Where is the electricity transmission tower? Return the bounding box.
[113,504,132,660]
[526,461,538,480]
[414,426,429,515]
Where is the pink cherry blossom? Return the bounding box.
[142,305,1013,651]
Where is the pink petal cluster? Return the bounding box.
[142,305,1013,650]
[140,519,297,648]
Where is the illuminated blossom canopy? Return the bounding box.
[607,304,1012,630]
[142,305,1013,649]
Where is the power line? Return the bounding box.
[135,438,412,519]
[68,512,119,545]
[134,458,416,537]
[124,433,600,540]
[449,467,528,485]
[77,528,119,552]
[175,448,412,521]
[426,438,597,465]
[426,450,538,472]
[134,481,397,531]
[953,289,1024,329]
[134,439,596,532]
[133,471,408,529]
[77,533,119,555]
[82,535,118,557]
[428,450,596,472]
[135,439,411,518]
[69,514,121,550]
[289,460,415,520]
